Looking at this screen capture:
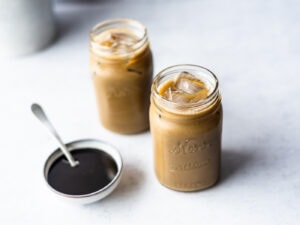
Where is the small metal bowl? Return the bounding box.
[43,139,123,204]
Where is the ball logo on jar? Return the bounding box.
[169,138,212,155]
[169,159,210,172]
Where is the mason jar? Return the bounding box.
[90,19,153,134]
[150,64,222,191]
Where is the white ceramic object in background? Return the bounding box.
[0,0,56,57]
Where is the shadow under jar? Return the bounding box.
[150,64,223,191]
[90,19,153,134]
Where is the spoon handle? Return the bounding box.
[31,103,79,167]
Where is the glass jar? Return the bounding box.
[90,19,153,134]
[150,64,222,191]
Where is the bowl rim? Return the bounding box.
[43,138,123,200]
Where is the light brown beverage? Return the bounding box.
[90,19,153,134]
[150,65,222,191]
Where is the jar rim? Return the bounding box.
[152,64,220,114]
[89,18,148,57]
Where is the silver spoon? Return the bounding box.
[31,103,79,167]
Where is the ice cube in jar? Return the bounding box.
[159,71,209,103]
[96,28,140,53]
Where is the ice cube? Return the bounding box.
[170,90,192,104]
[174,71,206,94]
[111,32,137,47]
[160,71,209,104]
[163,88,206,104]
[163,88,186,103]
[99,30,139,51]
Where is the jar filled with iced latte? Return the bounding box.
[150,64,222,191]
[90,19,153,134]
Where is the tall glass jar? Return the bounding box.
[90,19,153,134]
[150,64,222,191]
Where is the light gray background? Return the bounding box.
[0,0,299,224]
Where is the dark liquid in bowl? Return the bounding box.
[47,148,118,195]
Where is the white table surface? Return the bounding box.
[1,0,299,224]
